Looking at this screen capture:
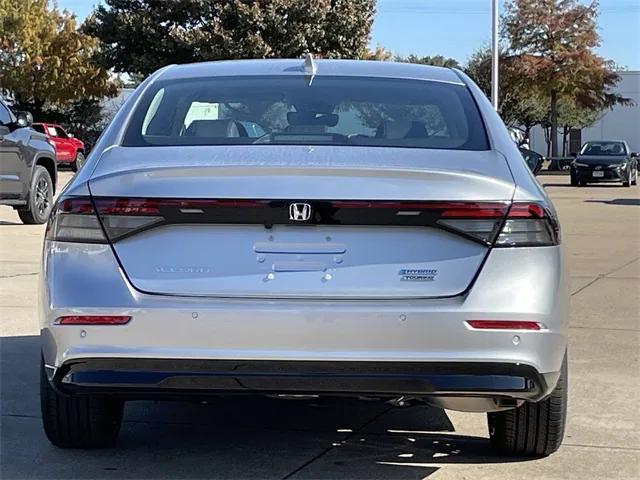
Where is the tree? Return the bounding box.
[0,0,118,118]
[395,54,461,69]
[502,0,629,157]
[84,0,376,76]
[362,45,393,61]
[556,98,601,156]
[465,47,547,143]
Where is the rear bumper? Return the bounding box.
[40,241,569,402]
[48,358,555,402]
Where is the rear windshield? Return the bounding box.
[123,75,488,150]
[580,141,627,156]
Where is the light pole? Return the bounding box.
[491,0,499,110]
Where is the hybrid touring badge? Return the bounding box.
[399,268,438,282]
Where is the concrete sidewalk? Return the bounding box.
[1,173,638,479]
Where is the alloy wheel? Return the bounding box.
[35,176,51,216]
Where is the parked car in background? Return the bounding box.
[32,123,85,171]
[519,147,545,175]
[570,140,638,187]
[0,100,57,224]
[508,127,529,150]
[40,59,568,457]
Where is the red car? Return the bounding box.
[32,123,85,171]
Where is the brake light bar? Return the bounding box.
[466,320,543,331]
[92,198,270,215]
[46,196,558,248]
[56,315,131,325]
[90,198,511,245]
[329,201,509,218]
[327,201,509,244]
[92,198,509,217]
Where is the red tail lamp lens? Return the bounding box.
[507,203,546,218]
[59,197,95,214]
[56,315,131,325]
[94,198,161,215]
[329,201,508,218]
[466,320,542,330]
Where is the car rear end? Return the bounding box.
[39,60,568,455]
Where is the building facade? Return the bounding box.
[530,71,640,156]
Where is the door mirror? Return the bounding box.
[631,152,639,158]
[520,149,544,175]
[530,155,544,174]
[15,111,33,128]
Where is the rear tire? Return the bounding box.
[70,151,85,172]
[570,172,578,187]
[17,166,53,224]
[40,360,124,448]
[487,354,567,457]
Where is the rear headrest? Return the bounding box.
[375,120,428,139]
[185,119,240,138]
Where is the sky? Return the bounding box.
[58,0,640,70]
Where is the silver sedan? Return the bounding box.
[39,58,568,456]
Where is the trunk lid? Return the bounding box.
[89,146,515,298]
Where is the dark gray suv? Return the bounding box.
[0,100,57,224]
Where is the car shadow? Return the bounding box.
[1,335,534,479]
[585,198,640,206]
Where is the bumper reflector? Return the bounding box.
[56,315,131,325]
[466,320,542,331]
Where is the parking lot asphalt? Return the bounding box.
[1,171,638,479]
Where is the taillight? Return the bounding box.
[92,198,164,242]
[46,197,164,243]
[494,202,560,247]
[46,197,107,243]
[434,203,509,244]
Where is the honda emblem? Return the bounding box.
[289,203,312,221]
